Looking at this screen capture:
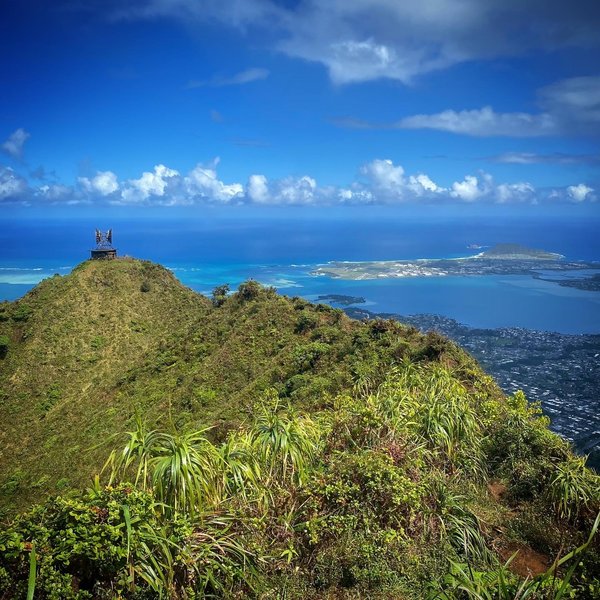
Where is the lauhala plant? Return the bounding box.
[248,390,321,487]
[150,429,223,517]
[105,417,223,517]
[104,412,160,491]
[548,455,599,522]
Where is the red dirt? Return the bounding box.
[500,543,551,578]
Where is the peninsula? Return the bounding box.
[311,243,599,282]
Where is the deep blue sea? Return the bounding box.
[1,211,599,334]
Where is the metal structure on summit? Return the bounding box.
[90,229,117,260]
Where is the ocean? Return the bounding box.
[1,211,599,334]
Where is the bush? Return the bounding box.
[237,280,262,302]
[292,342,330,371]
[140,280,151,293]
[304,450,422,544]
[295,312,318,333]
[11,304,32,322]
[211,283,230,307]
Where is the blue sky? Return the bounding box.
[1,0,599,211]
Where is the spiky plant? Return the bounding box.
[249,392,321,487]
[219,431,263,503]
[107,421,224,517]
[151,429,223,517]
[548,455,599,522]
[431,512,600,599]
[103,413,160,490]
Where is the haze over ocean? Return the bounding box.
[2,210,599,334]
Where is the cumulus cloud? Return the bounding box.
[184,159,244,202]
[2,128,31,160]
[186,68,269,89]
[246,173,319,205]
[495,182,536,204]
[79,171,120,196]
[567,183,595,202]
[120,164,180,203]
[451,175,491,202]
[360,159,445,201]
[1,155,596,207]
[247,174,270,203]
[36,184,75,202]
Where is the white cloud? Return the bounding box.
[247,174,270,203]
[79,171,119,196]
[186,68,269,89]
[0,166,28,200]
[495,182,536,204]
[121,164,180,203]
[389,75,600,138]
[2,128,31,160]
[185,159,244,202]
[398,106,557,137]
[36,184,74,202]
[567,183,595,202]
[360,159,444,201]
[117,1,600,85]
[451,174,493,202]
[493,152,600,165]
[1,155,596,208]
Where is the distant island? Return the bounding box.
[316,294,366,306]
[475,243,564,260]
[312,243,598,282]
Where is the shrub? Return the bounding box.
[11,304,32,322]
[139,280,151,293]
[548,455,600,522]
[292,342,330,371]
[295,312,318,333]
[237,280,262,302]
[304,450,422,544]
[211,283,230,307]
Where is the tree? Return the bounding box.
[211,283,230,307]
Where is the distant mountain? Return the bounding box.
[476,243,564,260]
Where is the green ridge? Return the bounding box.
[0,258,598,598]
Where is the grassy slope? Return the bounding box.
[0,259,490,514]
[0,259,210,510]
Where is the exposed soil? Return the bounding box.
[499,543,551,578]
[488,480,507,502]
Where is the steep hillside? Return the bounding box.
[0,259,481,513]
[0,259,210,511]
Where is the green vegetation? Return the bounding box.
[0,258,599,597]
